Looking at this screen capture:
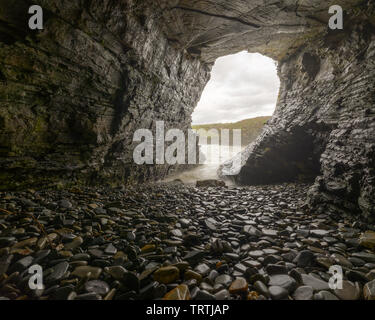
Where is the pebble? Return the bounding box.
[269,286,289,300]
[52,285,75,300]
[59,200,72,209]
[334,280,361,300]
[195,263,210,276]
[75,292,102,300]
[359,231,375,250]
[215,274,232,286]
[352,252,375,263]
[104,243,117,255]
[331,253,353,268]
[153,266,180,284]
[184,270,202,282]
[292,286,313,300]
[163,284,190,300]
[104,266,127,280]
[46,261,69,283]
[10,256,34,272]
[268,275,297,293]
[266,264,288,275]
[310,230,330,238]
[141,244,156,254]
[229,277,248,294]
[301,274,329,291]
[314,290,339,300]
[72,266,102,279]
[294,250,315,268]
[254,280,270,298]
[195,290,216,300]
[249,250,264,258]
[215,289,230,300]
[64,236,83,250]
[84,280,110,295]
[363,280,375,300]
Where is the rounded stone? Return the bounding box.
[364,280,375,300]
[215,274,232,286]
[254,280,270,298]
[141,244,156,253]
[84,280,110,295]
[71,266,102,279]
[195,290,216,300]
[301,274,329,291]
[153,266,180,284]
[163,284,190,300]
[269,286,289,300]
[104,265,127,280]
[314,291,339,300]
[184,270,202,282]
[268,274,297,293]
[292,286,313,300]
[293,250,315,268]
[229,277,248,294]
[334,280,361,300]
[359,231,375,250]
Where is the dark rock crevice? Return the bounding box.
[234,123,333,185]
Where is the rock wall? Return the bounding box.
[0,0,210,190]
[307,24,375,221]
[225,22,375,220]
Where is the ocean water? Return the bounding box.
[164,143,243,185]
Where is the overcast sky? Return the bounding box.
[192,51,280,125]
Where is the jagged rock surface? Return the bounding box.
[0,0,209,189]
[0,1,374,219]
[221,18,375,220]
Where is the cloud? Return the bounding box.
[192,51,280,125]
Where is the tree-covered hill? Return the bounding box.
[192,116,271,146]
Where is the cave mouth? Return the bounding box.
[165,52,280,184]
[192,51,280,126]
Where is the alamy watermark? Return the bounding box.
[28,264,44,290]
[328,265,343,290]
[28,5,43,30]
[27,5,344,31]
[329,5,344,30]
[27,263,345,292]
[132,121,242,175]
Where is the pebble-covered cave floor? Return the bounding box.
[1,182,375,300]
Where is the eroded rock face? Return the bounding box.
[223,22,375,220]
[0,0,374,219]
[0,0,210,189]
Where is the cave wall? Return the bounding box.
[227,22,375,220]
[307,25,375,220]
[0,0,210,189]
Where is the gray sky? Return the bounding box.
[192,51,280,125]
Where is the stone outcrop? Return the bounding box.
[0,1,374,219]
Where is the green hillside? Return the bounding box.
[192,116,271,146]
